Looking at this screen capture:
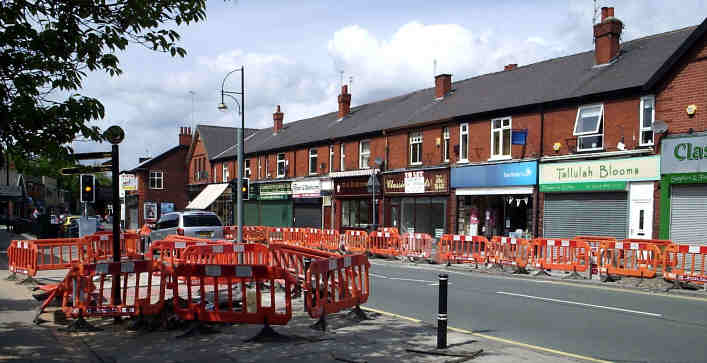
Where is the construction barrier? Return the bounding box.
[438,234,488,265]
[147,239,228,266]
[320,229,341,252]
[377,227,399,235]
[181,243,271,265]
[599,241,662,279]
[488,236,530,270]
[303,228,323,249]
[8,238,90,278]
[531,238,591,275]
[223,226,268,243]
[400,233,435,260]
[368,231,402,257]
[268,227,285,243]
[86,231,142,260]
[169,263,295,325]
[664,244,707,284]
[342,230,368,254]
[305,254,370,319]
[269,243,339,281]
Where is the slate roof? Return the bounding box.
[128,145,186,172]
[208,21,704,161]
[195,125,258,160]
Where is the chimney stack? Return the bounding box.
[434,74,452,99]
[273,105,284,134]
[179,126,192,146]
[594,7,623,65]
[504,64,517,71]
[338,85,351,119]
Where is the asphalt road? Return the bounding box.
[366,261,707,363]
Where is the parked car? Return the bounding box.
[148,211,224,243]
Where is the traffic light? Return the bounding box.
[241,178,250,201]
[80,174,95,203]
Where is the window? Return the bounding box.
[409,131,423,165]
[329,145,334,173]
[491,117,512,159]
[258,157,262,179]
[443,127,450,162]
[574,104,604,152]
[277,153,286,178]
[341,199,373,228]
[640,96,655,146]
[222,164,229,183]
[340,143,345,171]
[359,140,370,169]
[183,214,222,227]
[459,123,469,162]
[213,165,216,183]
[309,148,318,175]
[156,214,178,229]
[245,160,251,178]
[149,171,163,189]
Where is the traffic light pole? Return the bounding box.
[111,144,121,306]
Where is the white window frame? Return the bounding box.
[340,143,345,171]
[265,157,270,178]
[639,95,655,146]
[443,127,450,162]
[329,145,334,173]
[490,117,512,161]
[149,170,163,189]
[459,123,469,162]
[222,164,229,183]
[574,104,604,152]
[277,153,286,178]
[309,148,318,175]
[409,131,423,165]
[245,160,251,178]
[359,140,370,169]
[258,157,262,179]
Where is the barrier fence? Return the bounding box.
[305,253,370,319]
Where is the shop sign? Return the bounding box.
[335,177,376,197]
[292,180,321,198]
[540,156,659,192]
[144,202,157,222]
[120,174,137,191]
[383,169,449,194]
[258,182,291,200]
[451,161,537,188]
[539,181,627,192]
[666,172,707,185]
[160,202,175,214]
[661,135,707,174]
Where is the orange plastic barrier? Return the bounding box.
[531,238,591,274]
[169,263,295,325]
[268,227,285,243]
[664,244,707,284]
[223,225,268,242]
[269,243,339,281]
[488,236,530,269]
[342,230,368,254]
[182,243,271,265]
[8,238,90,277]
[282,227,309,246]
[368,231,402,257]
[400,233,434,259]
[438,234,488,264]
[303,228,323,249]
[147,239,228,266]
[598,241,662,279]
[305,254,370,319]
[139,224,151,237]
[320,229,341,252]
[377,227,399,235]
[86,231,142,260]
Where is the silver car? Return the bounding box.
[149,211,224,242]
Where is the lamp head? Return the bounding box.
[217,102,228,111]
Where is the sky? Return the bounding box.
[71,0,706,170]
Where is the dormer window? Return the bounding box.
[574,104,604,152]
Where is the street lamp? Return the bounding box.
[218,66,245,243]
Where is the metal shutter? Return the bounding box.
[294,204,322,228]
[244,201,259,226]
[670,184,707,245]
[261,201,293,227]
[543,192,628,239]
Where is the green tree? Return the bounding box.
[0,0,207,161]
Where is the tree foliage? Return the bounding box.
[0,0,207,161]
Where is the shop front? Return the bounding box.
[292,179,322,228]
[540,155,660,240]
[383,168,449,237]
[660,134,707,245]
[453,161,537,239]
[251,181,293,227]
[331,170,380,232]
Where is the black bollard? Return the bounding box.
[437,273,448,349]
[303,257,311,313]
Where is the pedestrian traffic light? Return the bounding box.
[80,174,95,203]
[241,178,249,201]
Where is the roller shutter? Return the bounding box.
[244,201,259,226]
[669,184,707,245]
[543,192,628,239]
[294,204,322,228]
[260,200,292,227]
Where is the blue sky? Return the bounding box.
[72,0,706,169]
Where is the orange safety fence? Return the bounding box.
[305,253,370,319]
[284,227,310,246]
[488,236,530,269]
[531,238,591,274]
[269,243,340,281]
[304,228,323,249]
[438,234,488,264]
[168,263,295,325]
[664,244,707,284]
[139,224,151,237]
[342,230,368,254]
[368,231,402,257]
[268,227,285,243]
[377,227,399,235]
[598,241,662,279]
[8,238,91,278]
[181,243,271,265]
[320,229,341,252]
[223,225,268,242]
[86,231,142,260]
[400,233,435,259]
[146,239,229,266]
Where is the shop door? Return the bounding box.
[669,184,707,245]
[629,182,654,239]
[543,192,628,239]
[294,204,322,228]
[261,201,292,227]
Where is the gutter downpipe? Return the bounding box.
[535,104,544,238]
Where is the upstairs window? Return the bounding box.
[149,171,163,189]
[443,127,450,162]
[359,140,370,169]
[309,148,318,175]
[640,96,655,146]
[222,164,229,183]
[409,131,423,165]
[459,123,469,162]
[340,143,346,171]
[491,117,512,160]
[329,145,334,173]
[258,157,262,179]
[245,160,251,178]
[574,104,604,152]
[277,153,286,178]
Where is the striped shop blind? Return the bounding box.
[543,192,628,240]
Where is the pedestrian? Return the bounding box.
[32,208,39,220]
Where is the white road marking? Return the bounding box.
[371,273,451,285]
[496,291,662,317]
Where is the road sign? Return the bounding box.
[71,152,112,160]
[61,166,112,175]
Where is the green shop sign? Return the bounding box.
[258,182,291,200]
[666,172,707,184]
[539,181,627,192]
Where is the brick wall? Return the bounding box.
[188,135,211,185]
[136,145,188,226]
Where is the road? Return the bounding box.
[367,261,707,363]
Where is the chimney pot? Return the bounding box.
[273,105,284,133]
[338,85,351,119]
[504,64,518,71]
[179,126,192,146]
[594,7,622,65]
[434,74,452,99]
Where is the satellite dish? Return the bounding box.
[373,157,383,167]
[653,120,668,134]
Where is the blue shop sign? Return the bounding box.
[451,161,537,188]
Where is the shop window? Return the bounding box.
[359,140,370,169]
[149,171,163,189]
[459,123,469,162]
[222,164,229,183]
[245,160,251,178]
[574,104,604,152]
[491,117,512,160]
[409,131,423,165]
[340,143,345,171]
[640,96,655,146]
[277,153,286,178]
[456,195,532,238]
[341,199,373,228]
[390,197,446,235]
[443,127,450,162]
[309,148,318,175]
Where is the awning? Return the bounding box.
[455,186,534,196]
[186,183,230,209]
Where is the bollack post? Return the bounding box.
[437,273,448,349]
[111,144,121,307]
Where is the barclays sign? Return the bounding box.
[451,161,537,188]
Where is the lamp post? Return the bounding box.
[218,66,245,243]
